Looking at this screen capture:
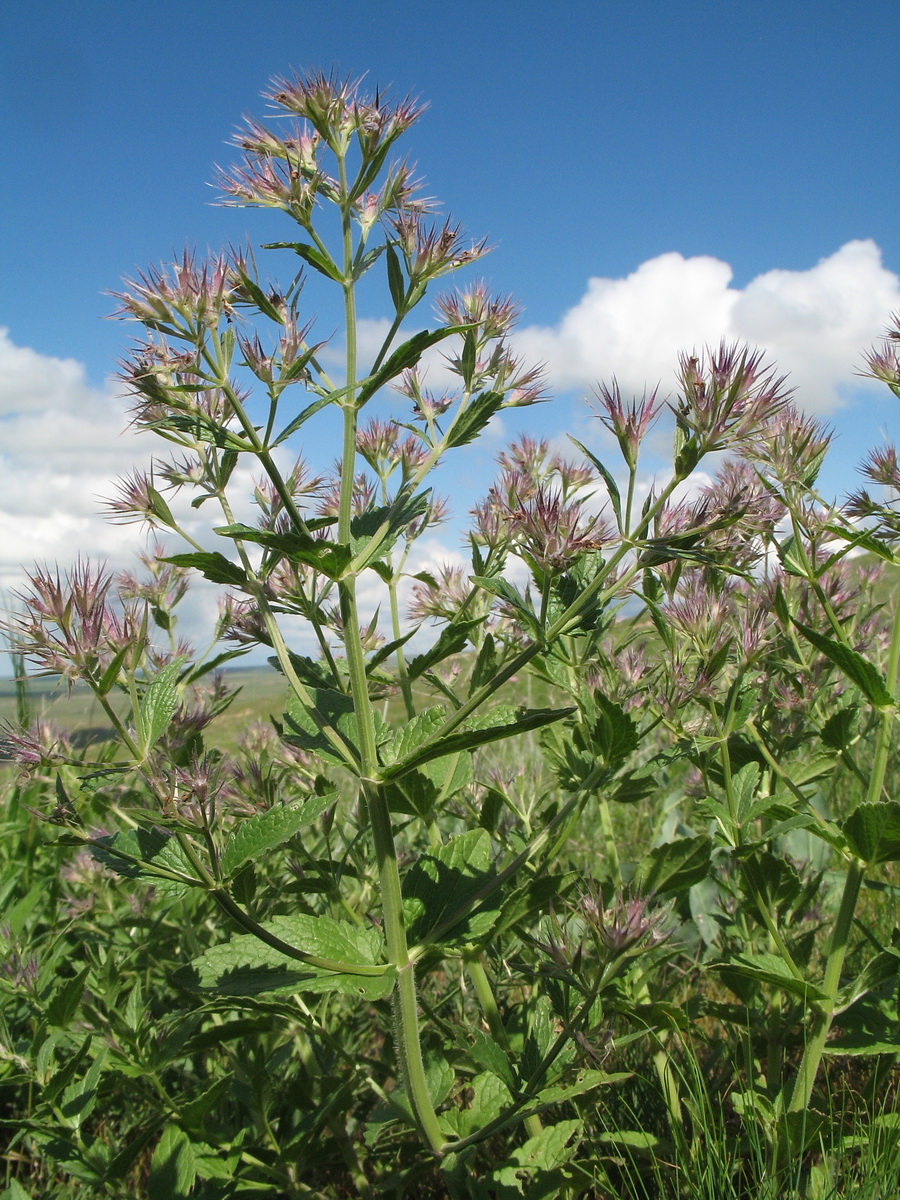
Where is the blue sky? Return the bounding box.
[1,0,899,644]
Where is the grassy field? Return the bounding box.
[0,666,292,753]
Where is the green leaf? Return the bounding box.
[96,644,130,696]
[46,967,90,1028]
[273,390,339,445]
[214,522,351,580]
[384,704,574,781]
[404,830,498,945]
[263,240,343,282]
[588,691,639,766]
[842,801,900,865]
[792,620,894,708]
[784,753,839,789]
[385,752,472,817]
[469,634,498,695]
[357,327,462,406]
[220,793,336,878]
[385,242,406,314]
[455,1072,513,1138]
[349,490,432,567]
[90,827,200,895]
[715,952,829,1002]
[823,1035,900,1056]
[732,762,760,821]
[820,705,859,751]
[569,437,622,528]
[1,1181,35,1200]
[179,915,394,1000]
[532,1068,628,1109]
[445,390,505,449]
[138,658,185,754]
[634,835,712,896]
[60,1046,106,1128]
[776,534,810,578]
[148,1125,197,1200]
[837,948,900,1012]
[381,707,446,767]
[505,1119,582,1172]
[458,1027,516,1089]
[596,1129,665,1154]
[282,688,365,767]
[162,552,248,587]
[406,617,484,681]
[470,575,537,632]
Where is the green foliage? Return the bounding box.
[3,64,900,1200]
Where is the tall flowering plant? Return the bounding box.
[5,68,900,1196]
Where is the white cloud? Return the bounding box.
[513,240,900,413]
[0,329,157,598]
[0,327,98,416]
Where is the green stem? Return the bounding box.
[787,859,864,1114]
[388,568,416,721]
[788,570,900,1114]
[332,149,444,1157]
[468,955,543,1139]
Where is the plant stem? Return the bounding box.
[331,149,444,1157]
[467,955,543,1139]
[789,567,900,1113]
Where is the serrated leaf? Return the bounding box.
[716,952,829,1002]
[90,828,200,895]
[634,836,712,896]
[178,915,394,1000]
[404,829,498,945]
[469,633,497,695]
[820,705,859,751]
[162,552,248,587]
[732,762,760,822]
[220,792,336,878]
[823,1035,900,1056]
[1,1181,35,1200]
[507,1118,582,1171]
[214,522,351,579]
[456,1072,513,1138]
[793,620,894,708]
[149,1125,197,1200]
[597,1129,664,1153]
[282,689,361,767]
[46,967,90,1028]
[458,1026,516,1088]
[273,390,339,445]
[138,658,185,754]
[785,753,838,788]
[381,707,446,766]
[385,752,472,817]
[349,490,432,567]
[384,704,573,780]
[842,801,900,864]
[589,691,639,766]
[445,390,504,448]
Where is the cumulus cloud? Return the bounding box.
[0,328,156,595]
[513,240,900,412]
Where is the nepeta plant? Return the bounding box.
[5,67,900,1197]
